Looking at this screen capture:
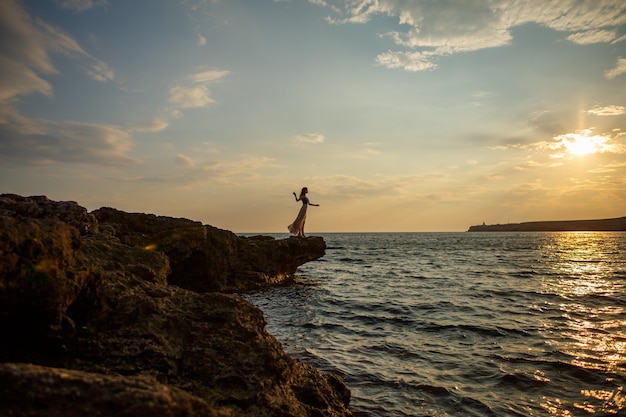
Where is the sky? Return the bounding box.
[1,0,626,232]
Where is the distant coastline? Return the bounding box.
[468,216,626,232]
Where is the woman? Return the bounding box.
[288,187,319,238]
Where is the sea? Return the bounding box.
[241,232,626,416]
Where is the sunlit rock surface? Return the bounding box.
[0,194,350,417]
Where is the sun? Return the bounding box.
[557,130,610,156]
[565,134,599,155]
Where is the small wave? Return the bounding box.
[337,257,367,263]
[250,232,626,417]
[498,371,551,391]
[419,322,527,340]
[367,342,427,362]
[494,354,614,385]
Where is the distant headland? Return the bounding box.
[468,216,626,232]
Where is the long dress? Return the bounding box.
[288,197,308,236]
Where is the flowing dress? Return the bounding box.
[288,197,308,236]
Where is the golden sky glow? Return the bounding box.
[1,1,626,231]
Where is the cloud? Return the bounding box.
[191,70,230,83]
[169,69,229,109]
[176,154,195,167]
[0,0,113,104]
[0,106,139,166]
[120,155,284,187]
[515,160,543,170]
[317,0,626,72]
[85,60,115,82]
[567,29,618,45]
[169,85,215,108]
[0,56,54,102]
[587,105,626,116]
[376,51,439,72]
[0,0,56,101]
[588,162,626,174]
[305,173,460,206]
[33,17,114,83]
[0,1,135,167]
[311,174,391,197]
[605,58,626,80]
[55,0,109,13]
[487,174,504,180]
[128,119,169,133]
[295,133,325,143]
[197,156,283,185]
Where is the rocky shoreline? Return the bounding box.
[0,194,352,417]
[468,216,626,232]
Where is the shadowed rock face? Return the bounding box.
[0,363,232,417]
[0,194,350,417]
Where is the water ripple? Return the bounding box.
[243,232,626,416]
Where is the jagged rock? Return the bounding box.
[0,194,98,234]
[92,207,326,292]
[0,194,351,417]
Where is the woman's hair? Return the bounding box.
[300,187,308,197]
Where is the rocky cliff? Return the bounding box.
[468,216,626,232]
[0,194,351,417]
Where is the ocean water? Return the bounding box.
[242,232,626,416]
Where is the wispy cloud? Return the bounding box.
[0,106,139,166]
[515,160,543,170]
[0,0,114,104]
[295,133,325,143]
[567,29,618,45]
[587,105,626,116]
[176,153,195,167]
[169,85,215,109]
[127,119,169,133]
[169,69,230,110]
[605,58,626,80]
[317,0,626,72]
[190,70,230,83]
[588,161,626,174]
[35,16,114,83]
[0,0,56,101]
[0,0,137,166]
[123,155,284,188]
[311,174,392,197]
[55,0,109,13]
[376,51,439,72]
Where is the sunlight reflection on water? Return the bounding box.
[538,233,626,415]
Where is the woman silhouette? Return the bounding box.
[288,187,319,238]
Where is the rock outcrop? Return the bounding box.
[92,207,326,292]
[0,194,350,417]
